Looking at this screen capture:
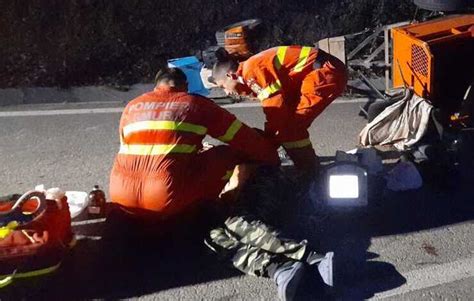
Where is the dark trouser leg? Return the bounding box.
[285,144,319,173]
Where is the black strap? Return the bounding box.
[312,50,328,70]
[430,109,445,141]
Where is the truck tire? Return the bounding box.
[414,0,472,11]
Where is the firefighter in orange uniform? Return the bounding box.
[109,67,279,216]
[212,46,348,172]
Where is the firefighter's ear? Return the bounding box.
[226,73,238,80]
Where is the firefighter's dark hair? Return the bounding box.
[209,48,239,83]
[154,67,187,87]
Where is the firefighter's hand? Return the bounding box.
[219,164,257,205]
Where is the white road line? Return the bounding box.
[371,256,474,299]
[71,218,106,226]
[334,98,370,104]
[0,107,124,117]
[221,102,260,108]
[0,98,368,117]
[149,256,474,299]
[223,97,368,108]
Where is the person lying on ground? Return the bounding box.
[205,166,335,301]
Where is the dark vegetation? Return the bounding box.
[0,0,416,88]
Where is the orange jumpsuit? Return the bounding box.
[109,86,279,216]
[237,46,348,168]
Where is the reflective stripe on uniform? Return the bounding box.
[257,80,282,101]
[0,274,13,288]
[282,138,312,149]
[0,262,62,288]
[14,262,61,279]
[123,120,207,137]
[292,46,312,73]
[119,144,196,155]
[218,119,243,142]
[273,46,288,70]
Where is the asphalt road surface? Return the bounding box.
[0,99,473,300]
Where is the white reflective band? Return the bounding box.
[257,80,282,101]
[123,120,207,137]
[292,46,312,73]
[218,119,243,142]
[119,144,197,155]
[274,46,288,70]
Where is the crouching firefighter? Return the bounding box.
[212,46,348,175]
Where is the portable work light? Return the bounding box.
[323,162,368,207]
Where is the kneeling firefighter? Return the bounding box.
[109,67,279,217]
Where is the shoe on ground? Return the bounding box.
[317,252,334,287]
[273,261,306,301]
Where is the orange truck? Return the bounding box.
[391,14,474,116]
[391,13,474,172]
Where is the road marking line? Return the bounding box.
[222,98,368,108]
[0,107,124,117]
[144,256,474,299]
[71,218,106,226]
[371,256,474,299]
[0,98,369,117]
[222,102,259,108]
[334,98,370,104]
